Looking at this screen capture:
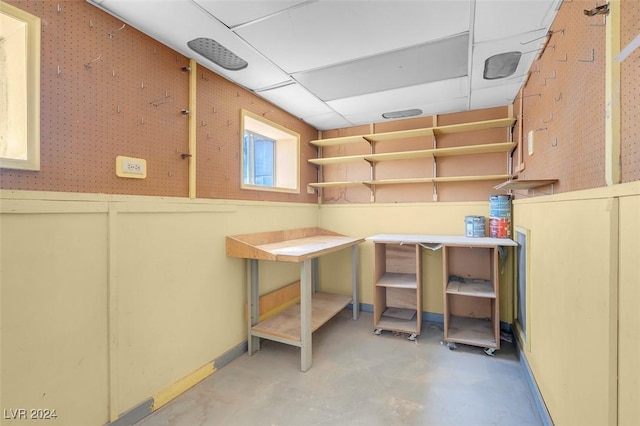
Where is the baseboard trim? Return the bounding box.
[515,343,554,426]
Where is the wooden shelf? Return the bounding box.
[310,117,515,147]
[494,179,558,190]
[446,279,496,298]
[308,142,516,166]
[446,315,498,349]
[309,174,512,188]
[375,315,420,334]
[251,292,352,342]
[309,116,516,197]
[376,272,418,289]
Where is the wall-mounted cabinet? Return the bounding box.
[308,117,516,199]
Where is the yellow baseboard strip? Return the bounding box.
[152,362,216,410]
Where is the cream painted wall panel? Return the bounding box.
[114,201,318,413]
[619,194,640,425]
[0,212,109,426]
[514,197,618,426]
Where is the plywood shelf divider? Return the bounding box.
[446,279,496,298]
[376,272,418,288]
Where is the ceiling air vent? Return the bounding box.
[187,38,248,70]
[382,109,423,120]
[483,51,521,80]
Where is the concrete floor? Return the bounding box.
[135,310,541,426]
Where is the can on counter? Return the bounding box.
[465,215,486,238]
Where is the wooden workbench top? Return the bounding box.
[226,227,364,262]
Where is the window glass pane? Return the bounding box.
[241,109,299,193]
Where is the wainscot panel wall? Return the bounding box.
[0,190,318,425]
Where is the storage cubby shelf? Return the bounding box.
[446,279,496,298]
[376,272,417,289]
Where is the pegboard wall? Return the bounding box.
[0,0,318,203]
[621,0,640,183]
[516,0,640,194]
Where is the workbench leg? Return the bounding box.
[312,257,319,293]
[352,245,359,320]
[247,259,260,355]
[300,259,312,372]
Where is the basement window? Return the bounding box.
[0,3,40,171]
[241,110,299,193]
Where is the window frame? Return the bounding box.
[240,109,300,194]
[0,3,41,171]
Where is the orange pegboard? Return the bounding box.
[621,0,640,183]
[1,0,318,203]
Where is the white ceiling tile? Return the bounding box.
[293,34,468,101]
[471,29,548,90]
[93,0,290,90]
[327,77,469,117]
[193,0,308,28]
[234,0,472,73]
[256,83,333,118]
[474,0,560,42]
[470,83,524,110]
[302,112,354,131]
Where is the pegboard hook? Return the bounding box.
[108,24,126,39]
[84,54,103,69]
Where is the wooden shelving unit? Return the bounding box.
[226,227,363,371]
[308,117,516,196]
[367,234,517,351]
[372,241,422,340]
[442,239,516,354]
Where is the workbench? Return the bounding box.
[226,228,363,371]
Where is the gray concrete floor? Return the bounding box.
[135,310,541,426]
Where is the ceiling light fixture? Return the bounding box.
[483,51,522,80]
[187,38,248,70]
[382,109,423,119]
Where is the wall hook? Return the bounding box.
[57,66,61,76]
[108,24,126,39]
[552,138,558,147]
[180,153,192,159]
[57,4,62,13]
[535,127,548,132]
[181,66,191,72]
[578,49,595,63]
[556,53,568,62]
[217,143,226,151]
[181,109,190,116]
[541,112,554,123]
[584,3,609,16]
[84,54,103,69]
[201,121,207,127]
[207,133,213,140]
[555,92,563,101]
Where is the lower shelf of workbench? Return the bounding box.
[250,292,352,343]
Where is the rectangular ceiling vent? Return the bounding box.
[188,38,248,70]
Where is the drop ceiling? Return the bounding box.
[86,0,561,130]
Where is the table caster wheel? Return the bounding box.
[374,328,382,335]
[447,342,457,350]
[407,333,417,341]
